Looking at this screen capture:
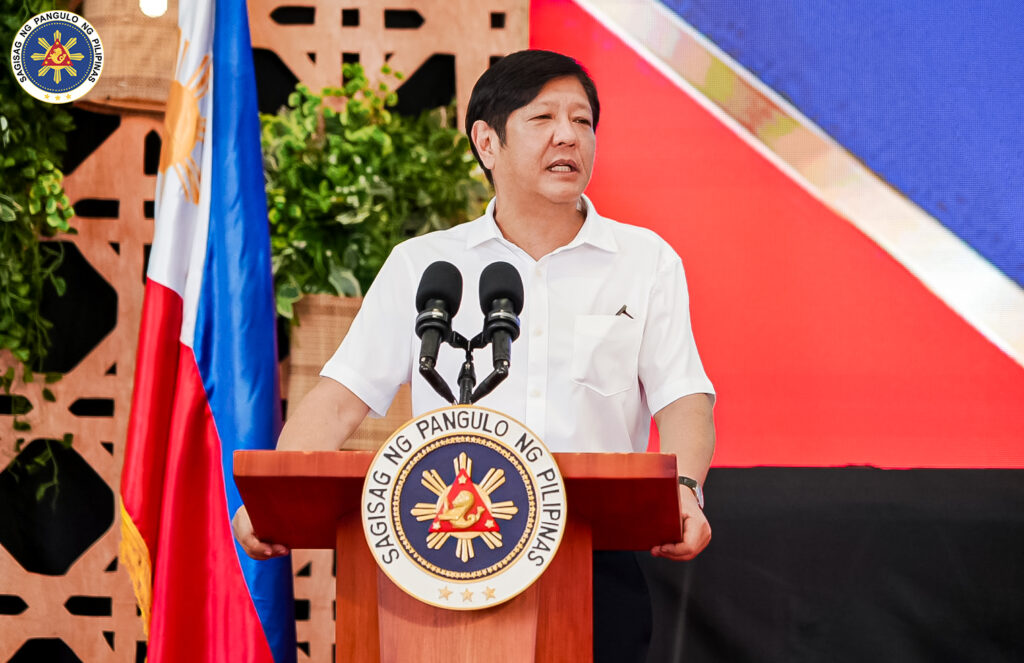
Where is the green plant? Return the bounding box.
[6,434,75,504]
[262,63,488,320]
[1,0,75,374]
[2,0,76,490]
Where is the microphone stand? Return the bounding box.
[448,331,478,405]
[457,356,476,405]
[446,331,510,405]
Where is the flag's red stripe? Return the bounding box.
[531,0,1024,468]
[122,280,183,553]
[146,343,274,663]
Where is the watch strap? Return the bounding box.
[678,475,705,509]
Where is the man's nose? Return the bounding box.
[552,115,576,145]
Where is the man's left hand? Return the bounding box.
[650,487,711,561]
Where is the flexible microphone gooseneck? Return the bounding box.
[415,261,462,403]
[469,261,524,402]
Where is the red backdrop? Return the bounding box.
[531,0,1024,469]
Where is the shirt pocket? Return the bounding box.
[570,314,643,397]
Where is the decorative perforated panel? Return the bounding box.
[249,0,528,130]
[0,113,157,662]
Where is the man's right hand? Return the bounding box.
[232,505,290,560]
[233,379,370,560]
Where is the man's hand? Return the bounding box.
[650,486,711,561]
[232,378,371,561]
[232,505,289,560]
[652,393,715,561]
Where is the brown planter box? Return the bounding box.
[286,294,412,450]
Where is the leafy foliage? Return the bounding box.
[6,434,75,504]
[1,0,76,485]
[1,0,75,374]
[262,63,488,320]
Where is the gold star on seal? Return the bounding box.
[483,587,496,600]
[461,589,473,602]
[438,586,452,600]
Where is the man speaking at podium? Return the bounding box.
[234,49,715,660]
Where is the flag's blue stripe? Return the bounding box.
[194,0,296,661]
[659,0,1024,288]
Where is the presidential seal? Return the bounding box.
[362,405,567,610]
[9,11,104,104]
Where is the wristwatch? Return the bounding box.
[678,476,705,509]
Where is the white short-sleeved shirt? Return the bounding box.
[321,195,714,453]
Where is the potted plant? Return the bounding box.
[260,63,487,442]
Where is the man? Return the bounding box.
[234,49,715,658]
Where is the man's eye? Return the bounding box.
[574,118,592,125]
[533,114,552,120]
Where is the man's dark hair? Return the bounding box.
[465,50,600,185]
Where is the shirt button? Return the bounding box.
[530,388,542,398]
[532,327,543,337]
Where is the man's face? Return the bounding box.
[487,76,596,206]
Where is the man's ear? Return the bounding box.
[471,120,498,171]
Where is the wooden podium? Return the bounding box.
[235,450,681,663]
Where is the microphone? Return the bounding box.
[415,261,462,403]
[478,261,524,371]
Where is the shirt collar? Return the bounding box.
[465,194,618,253]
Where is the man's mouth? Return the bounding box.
[547,160,578,173]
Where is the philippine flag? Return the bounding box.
[119,0,296,661]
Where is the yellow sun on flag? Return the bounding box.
[30,30,86,84]
[159,39,211,204]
